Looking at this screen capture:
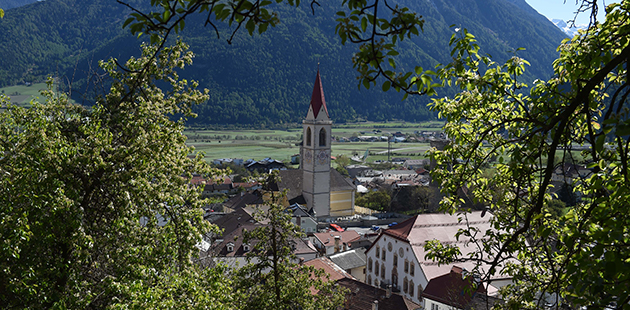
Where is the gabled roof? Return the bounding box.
[313,230,361,247]
[422,266,486,309]
[372,212,499,281]
[335,278,422,310]
[308,69,329,120]
[305,256,355,282]
[328,248,367,270]
[223,191,264,210]
[330,168,357,191]
[275,169,356,199]
[382,215,417,240]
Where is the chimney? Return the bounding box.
[372,300,379,310]
[334,235,341,253]
[386,285,392,298]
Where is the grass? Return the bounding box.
[0,83,50,106]
[185,121,440,163]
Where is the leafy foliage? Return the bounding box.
[427,2,630,308]
[0,0,567,125]
[355,189,391,211]
[231,173,346,309]
[0,41,230,309]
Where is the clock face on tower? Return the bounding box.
[304,149,313,164]
[317,150,329,165]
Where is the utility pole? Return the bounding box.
[388,135,391,162]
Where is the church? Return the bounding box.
[275,69,356,219]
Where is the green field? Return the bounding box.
[0,82,50,106]
[185,122,442,163]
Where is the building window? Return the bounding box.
[306,127,312,146]
[319,128,326,146]
[403,278,408,294]
[418,285,424,299]
[393,253,398,267]
[368,258,373,272]
[376,246,380,258]
[368,275,372,286]
[410,263,415,276]
[375,261,379,276]
[382,248,386,261]
[409,280,414,297]
[381,265,385,279]
[404,260,409,273]
[432,304,439,310]
[392,273,397,287]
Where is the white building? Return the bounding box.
[365,212,507,306]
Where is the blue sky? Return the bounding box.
[525,0,619,25]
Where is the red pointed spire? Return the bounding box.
[310,69,329,119]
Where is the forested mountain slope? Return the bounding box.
[0,0,37,10]
[0,0,567,125]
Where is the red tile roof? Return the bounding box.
[336,278,422,310]
[310,69,329,119]
[305,256,355,282]
[382,215,417,240]
[422,266,486,309]
[313,230,361,246]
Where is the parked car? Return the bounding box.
[388,222,398,227]
[330,223,344,232]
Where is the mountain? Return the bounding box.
[551,19,587,37]
[0,0,568,125]
[0,0,38,10]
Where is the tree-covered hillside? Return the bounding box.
[0,0,567,125]
[0,0,37,10]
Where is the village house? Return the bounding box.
[335,278,422,310]
[422,266,498,310]
[287,203,318,234]
[208,206,319,268]
[328,248,367,282]
[364,212,509,306]
[312,230,360,256]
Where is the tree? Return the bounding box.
[231,173,346,309]
[426,2,630,309]
[118,0,433,95]
[0,41,231,309]
[356,189,390,211]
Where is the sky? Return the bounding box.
[525,0,620,25]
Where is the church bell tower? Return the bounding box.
[302,69,332,218]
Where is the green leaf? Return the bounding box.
[246,19,255,35]
[382,81,391,92]
[595,134,606,151]
[361,17,367,32]
[259,22,269,34]
[616,124,630,136]
[123,17,134,29]
[362,78,370,89]
[388,58,396,69]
